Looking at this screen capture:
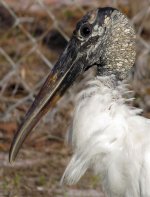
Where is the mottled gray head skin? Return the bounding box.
[9,7,136,163]
[73,7,136,80]
[97,8,136,80]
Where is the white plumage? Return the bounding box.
[62,76,150,197]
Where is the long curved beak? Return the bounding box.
[9,40,84,163]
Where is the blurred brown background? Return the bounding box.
[0,0,150,196]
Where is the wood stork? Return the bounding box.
[9,7,150,197]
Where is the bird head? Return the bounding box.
[9,7,136,162]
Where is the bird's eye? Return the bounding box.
[80,24,92,38]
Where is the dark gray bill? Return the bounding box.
[9,40,85,163]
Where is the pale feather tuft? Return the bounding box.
[63,76,150,197]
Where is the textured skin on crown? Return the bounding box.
[97,9,136,80]
[73,8,136,80]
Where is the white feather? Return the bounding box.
[61,75,150,197]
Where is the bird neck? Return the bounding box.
[97,76,121,96]
[96,53,135,83]
[96,66,121,87]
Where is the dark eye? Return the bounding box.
[80,23,92,37]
